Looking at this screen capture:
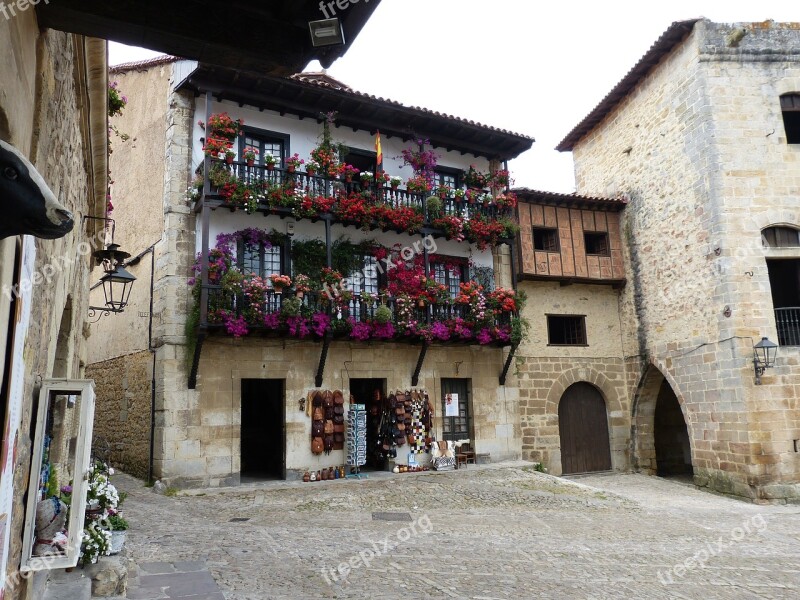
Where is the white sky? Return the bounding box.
[109,0,798,194]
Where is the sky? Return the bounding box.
[109,0,798,194]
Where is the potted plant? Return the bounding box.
[243,146,258,167]
[360,171,374,185]
[107,514,129,555]
[375,303,392,325]
[264,154,279,171]
[306,160,320,176]
[426,196,443,219]
[294,274,311,298]
[463,165,488,190]
[341,164,359,182]
[269,273,292,293]
[436,184,451,200]
[406,175,431,195]
[389,175,402,191]
[286,153,304,173]
[280,295,302,317]
[202,137,231,158]
[453,188,466,203]
[224,149,235,165]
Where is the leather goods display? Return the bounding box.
[308,389,346,453]
[311,436,324,455]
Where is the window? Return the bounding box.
[533,227,560,252]
[547,315,587,346]
[584,231,610,255]
[343,149,377,174]
[348,254,381,321]
[240,130,288,167]
[762,226,800,248]
[432,259,467,299]
[781,94,800,144]
[240,241,283,278]
[432,167,460,191]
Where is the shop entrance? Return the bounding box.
[349,378,386,469]
[240,379,285,480]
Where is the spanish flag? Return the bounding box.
[375,130,383,174]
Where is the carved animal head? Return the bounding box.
[0,139,74,240]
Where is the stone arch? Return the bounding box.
[545,366,628,475]
[631,359,693,475]
[53,295,73,378]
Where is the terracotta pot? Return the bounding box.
[273,286,283,295]
[246,159,254,167]
[266,163,275,171]
[296,290,304,299]
[345,175,353,183]
[303,471,311,482]
[391,184,398,191]
[225,155,234,165]
[287,165,296,173]
[418,299,426,308]
[307,169,317,177]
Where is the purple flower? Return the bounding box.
[61,485,72,494]
[430,321,450,341]
[477,328,493,345]
[264,312,280,329]
[287,316,310,338]
[222,313,248,337]
[312,313,331,337]
[350,321,372,341]
[372,322,395,339]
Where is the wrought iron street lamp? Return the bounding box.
[89,243,137,319]
[753,336,778,385]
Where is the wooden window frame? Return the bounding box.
[533,227,560,252]
[239,127,290,164]
[546,314,588,346]
[584,231,610,256]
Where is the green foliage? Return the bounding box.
[108,514,129,531]
[290,237,378,285]
[375,304,392,325]
[510,315,530,347]
[280,296,302,317]
[46,465,59,499]
[164,486,179,497]
[426,196,442,219]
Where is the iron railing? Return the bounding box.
[775,307,800,346]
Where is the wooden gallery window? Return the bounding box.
[533,227,559,252]
[781,94,800,144]
[584,231,609,256]
[240,240,283,278]
[432,259,468,299]
[547,315,587,346]
[762,226,800,248]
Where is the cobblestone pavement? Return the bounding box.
[114,463,800,599]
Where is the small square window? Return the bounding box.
[584,232,609,256]
[547,315,587,345]
[533,228,560,252]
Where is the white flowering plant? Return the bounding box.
[80,460,124,565]
[79,521,112,566]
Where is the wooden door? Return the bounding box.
[558,382,612,474]
[441,379,471,441]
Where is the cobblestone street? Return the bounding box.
[114,464,800,599]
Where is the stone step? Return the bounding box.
[40,569,91,600]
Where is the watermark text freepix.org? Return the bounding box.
[657,514,767,584]
[0,0,49,21]
[321,514,432,585]
[322,235,437,301]
[318,0,368,19]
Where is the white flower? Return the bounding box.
[108,468,115,475]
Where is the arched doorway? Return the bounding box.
[654,380,693,476]
[558,382,612,474]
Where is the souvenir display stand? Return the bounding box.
[346,404,368,479]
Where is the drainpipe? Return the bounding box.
[126,243,157,483]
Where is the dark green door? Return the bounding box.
[441,378,471,441]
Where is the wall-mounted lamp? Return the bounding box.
[308,17,345,47]
[88,242,137,321]
[753,336,778,385]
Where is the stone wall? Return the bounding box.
[515,281,629,474]
[570,20,800,500]
[86,351,153,479]
[0,17,107,598]
[155,339,520,487]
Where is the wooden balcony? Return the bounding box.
[196,159,518,245]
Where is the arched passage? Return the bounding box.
[654,380,693,476]
[558,382,612,474]
[632,364,693,477]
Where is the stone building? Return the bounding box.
[87,61,533,487]
[554,19,800,502]
[0,12,108,600]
